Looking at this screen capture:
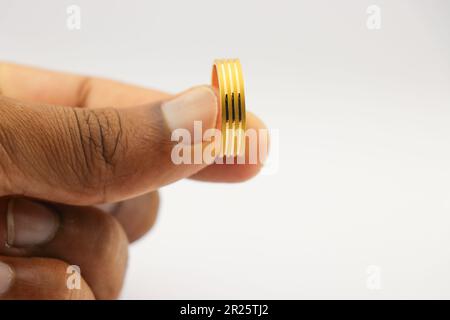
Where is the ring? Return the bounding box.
[212,59,246,157]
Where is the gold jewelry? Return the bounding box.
[212,59,246,157]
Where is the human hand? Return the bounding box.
[0,63,267,299]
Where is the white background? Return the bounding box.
[1,0,450,299]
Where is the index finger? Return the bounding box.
[0,62,170,107]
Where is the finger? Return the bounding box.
[190,112,269,182]
[0,85,218,204]
[0,198,128,299]
[98,191,160,243]
[0,62,170,107]
[114,191,160,242]
[0,256,95,300]
[0,62,267,183]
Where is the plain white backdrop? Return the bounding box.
[1,0,450,299]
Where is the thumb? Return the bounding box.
[0,86,218,205]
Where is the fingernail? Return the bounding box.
[0,261,14,295]
[7,198,59,248]
[161,86,218,143]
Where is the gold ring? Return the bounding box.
[212,59,246,157]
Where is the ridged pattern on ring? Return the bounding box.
[212,59,246,157]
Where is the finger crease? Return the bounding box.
[76,77,92,108]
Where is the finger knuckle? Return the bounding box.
[46,259,82,300]
[95,211,128,255]
[67,108,126,197]
[26,257,88,300]
[0,98,127,201]
[89,211,128,298]
[0,97,23,194]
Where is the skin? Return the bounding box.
[0,62,267,299]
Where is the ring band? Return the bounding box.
[212,59,246,157]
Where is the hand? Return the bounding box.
[0,63,267,299]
